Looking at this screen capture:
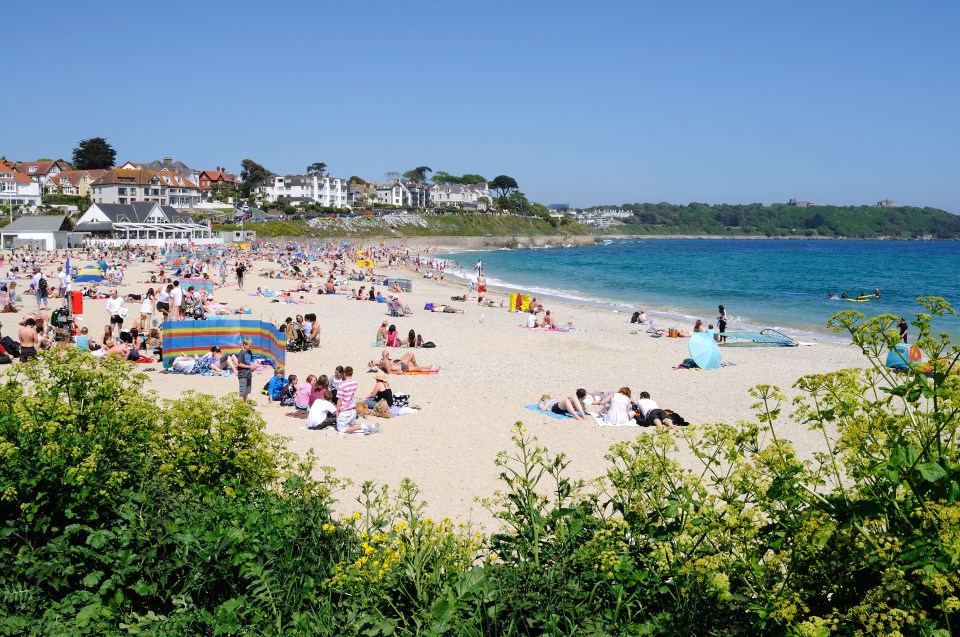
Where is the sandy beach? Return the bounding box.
[7,245,867,531]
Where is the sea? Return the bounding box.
[439,239,960,345]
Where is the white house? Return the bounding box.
[1,168,43,208]
[90,169,200,208]
[74,202,219,246]
[428,183,490,210]
[16,160,72,187]
[256,175,349,207]
[375,179,429,208]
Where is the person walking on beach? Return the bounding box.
[717,305,727,342]
[898,317,908,344]
[236,261,246,290]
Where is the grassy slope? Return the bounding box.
[216,215,590,238]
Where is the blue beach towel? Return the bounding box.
[523,404,573,420]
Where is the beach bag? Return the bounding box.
[424,303,434,311]
[356,402,370,416]
[663,409,689,427]
[373,399,393,419]
[393,393,410,408]
[1,336,20,359]
[421,341,436,348]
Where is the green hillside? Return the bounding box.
[595,203,960,238]
[217,214,589,238]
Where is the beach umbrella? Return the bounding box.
[688,332,722,370]
[886,344,925,369]
[75,266,104,283]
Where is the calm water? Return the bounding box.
[441,239,960,343]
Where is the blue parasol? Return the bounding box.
[688,332,722,370]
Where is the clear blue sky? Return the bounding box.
[4,1,958,212]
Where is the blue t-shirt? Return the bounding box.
[238,349,254,378]
[75,335,90,351]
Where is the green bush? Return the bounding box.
[1,301,958,635]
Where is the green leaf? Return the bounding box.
[82,570,104,588]
[916,461,947,482]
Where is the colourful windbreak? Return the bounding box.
[161,319,285,366]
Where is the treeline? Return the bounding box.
[591,202,960,238]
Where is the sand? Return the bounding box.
[8,247,867,531]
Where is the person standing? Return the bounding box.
[57,266,67,300]
[105,289,125,339]
[898,317,908,344]
[717,305,727,343]
[236,261,246,291]
[335,366,361,433]
[169,280,184,321]
[236,337,254,402]
[34,271,49,309]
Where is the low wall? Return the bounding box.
[261,235,596,250]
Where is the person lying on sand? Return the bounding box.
[537,389,588,420]
[369,349,438,374]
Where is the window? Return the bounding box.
[28,166,37,173]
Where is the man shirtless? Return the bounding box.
[18,317,40,362]
[370,349,437,374]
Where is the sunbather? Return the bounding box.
[537,389,588,420]
[370,349,437,374]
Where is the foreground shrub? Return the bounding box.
[0,300,957,635]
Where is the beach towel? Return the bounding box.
[593,414,638,428]
[394,369,440,375]
[523,404,573,420]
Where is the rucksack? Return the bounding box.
[1,336,21,358]
[38,277,47,291]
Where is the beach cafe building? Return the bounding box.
[74,202,222,247]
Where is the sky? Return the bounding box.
[4,1,959,212]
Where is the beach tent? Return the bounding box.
[74,266,105,283]
[509,293,531,312]
[161,319,286,367]
[387,277,412,292]
[688,332,722,370]
[179,278,215,293]
[886,343,925,370]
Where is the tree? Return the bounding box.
[432,171,460,185]
[349,176,368,186]
[306,162,327,177]
[239,159,271,197]
[71,137,116,170]
[402,166,432,183]
[460,174,487,185]
[489,175,519,199]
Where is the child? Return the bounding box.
[279,374,298,407]
[265,367,287,403]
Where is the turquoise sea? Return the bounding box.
[440,239,960,344]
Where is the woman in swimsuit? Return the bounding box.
[537,389,588,420]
